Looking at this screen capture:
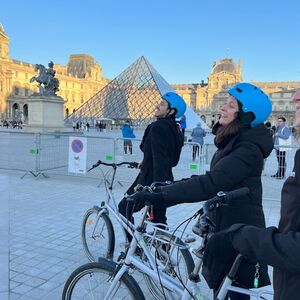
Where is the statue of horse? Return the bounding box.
[30,64,59,96]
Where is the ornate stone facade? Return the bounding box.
[172,58,300,126]
[0,25,109,121]
[1,23,300,126]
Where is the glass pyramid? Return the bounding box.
[65,56,175,126]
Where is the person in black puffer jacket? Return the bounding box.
[127,83,273,299]
[118,92,186,239]
[202,89,300,300]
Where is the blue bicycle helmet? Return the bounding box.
[162,92,187,118]
[228,82,272,127]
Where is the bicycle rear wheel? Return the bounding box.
[81,206,115,261]
[62,259,145,300]
[142,232,194,300]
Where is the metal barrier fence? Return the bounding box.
[264,145,298,178]
[0,131,38,177]
[0,131,298,187]
[39,134,117,180]
[173,142,205,179]
[113,138,204,184]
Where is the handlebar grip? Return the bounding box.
[93,160,102,168]
[87,160,102,172]
[203,187,250,213]
[224,187,249,202]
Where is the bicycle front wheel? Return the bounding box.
[62,259,145,300]
[81,207,115,261]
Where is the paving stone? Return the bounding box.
[35,271,56,281]
[11,284,33,294]
[9,292,22,300]
[24,277,46,288]
[10,281,21,289]
[25,288,49,299]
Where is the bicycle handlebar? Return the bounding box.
[202,187,250,215]
[192,187,249,237]
[87,160,138,172]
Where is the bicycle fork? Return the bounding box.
[104,264,130,300]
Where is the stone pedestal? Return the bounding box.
[25,95,66,132]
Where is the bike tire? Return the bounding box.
[142,231,195,300]
[81,207,115,261]
[62,258,145,300]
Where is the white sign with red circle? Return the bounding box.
[68,137,87,174]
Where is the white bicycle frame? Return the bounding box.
[89,172,274,300]
[91,165,135,244]
[102,204,273,300]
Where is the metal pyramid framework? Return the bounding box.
[65,56,175,126]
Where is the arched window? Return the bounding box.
[14,87,19,96]
[23,104,28,121]
[66,108,69,117]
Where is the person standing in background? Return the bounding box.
[121,120,135,155]
[272,116,291,179]
[180,114,186,138]
[211,114,216,127]
[191,122,206,161]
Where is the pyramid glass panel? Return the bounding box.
[65,56,176,126]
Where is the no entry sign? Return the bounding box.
[68,137,87,174]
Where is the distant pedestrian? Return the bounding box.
[272,116,291,179]
[264,121,274,137]
[72,121,76,131]
[191,122,206,161]
[121,121,135,155]
[211,114,216,127]
[180,114,186,138]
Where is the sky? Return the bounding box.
[1,0,300,84]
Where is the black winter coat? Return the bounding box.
[231,149,300,300]
[161,123,274,288]
[126,117,183,195]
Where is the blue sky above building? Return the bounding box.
[1,0,299,83]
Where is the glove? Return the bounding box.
[202,230,237,289]
[127,191,165,212]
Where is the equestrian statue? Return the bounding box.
[30,61,59,96]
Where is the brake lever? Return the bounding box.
[127,162,139,169]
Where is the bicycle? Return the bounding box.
[81,159,138,262]
[63,187,274,300]
[80,160,194,299]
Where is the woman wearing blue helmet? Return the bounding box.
[118,91,186,240]
[129,83,273,299]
